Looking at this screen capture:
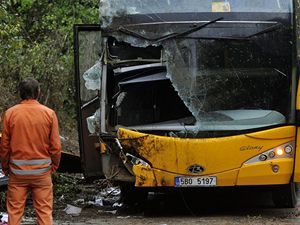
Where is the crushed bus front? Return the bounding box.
[74,0,299,207]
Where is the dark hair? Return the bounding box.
[19,78,40,100]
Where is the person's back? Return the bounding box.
[0,78,61,225]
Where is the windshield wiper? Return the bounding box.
[119,19,281,42]
[188,22,283,40]
[118,17,223,43]
[246,23,282,38]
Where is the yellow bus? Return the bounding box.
[74,0,300,207]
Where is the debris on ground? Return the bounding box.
[0,172,125,223]
[64,204,82,216]
[0,213,8,225]
[1,165,135,224]
[0,164,8,187]
[116,216,131,219]
[51,173,124,221]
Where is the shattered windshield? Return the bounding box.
[104,30,292,133]
[82,0,295,135]
[162,37,291,131]
[100,0,292,17]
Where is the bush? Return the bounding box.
[0,0,99,151]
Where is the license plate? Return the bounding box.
[175,176,217,187]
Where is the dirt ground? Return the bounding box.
[53,216,300,225]
[51,177,300,225]
[52,189,300,225]
[2,174,300,225]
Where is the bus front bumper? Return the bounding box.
[132,158,293,187]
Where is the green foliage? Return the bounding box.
[0,190,6,211]
[52,173,80,203]
[20,0,35,10]
[0,0,98,144]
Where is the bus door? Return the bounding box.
[74,24,103,178]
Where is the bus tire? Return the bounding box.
[272,182,297,208]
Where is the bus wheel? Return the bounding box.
[272,182,298,208]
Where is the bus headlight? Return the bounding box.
[275,148,284,156]
[244,141,295,165]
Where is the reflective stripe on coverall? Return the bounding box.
[9,158,52,175]
[0,99,61,225]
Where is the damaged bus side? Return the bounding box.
[75,0,300,207]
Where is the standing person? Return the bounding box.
[0,77,61,225]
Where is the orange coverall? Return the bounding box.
[0,99,61,225]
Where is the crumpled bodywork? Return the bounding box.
[78,0,296,187]
[117,127,296,187]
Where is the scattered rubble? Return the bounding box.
[64,204,82,216]
[0,172,124,223]
[0,213,8,225]
[0,164,8,187]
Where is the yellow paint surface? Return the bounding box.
[294,78,300,182]
[118,126,296,187]
[294,127,300,182]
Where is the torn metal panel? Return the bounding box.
[133,165,157,187]
[119,72,167,86]
[113,34,154,48]
[113,63,164,74]
[101,151,135,182]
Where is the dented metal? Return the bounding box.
[77,0,296,189]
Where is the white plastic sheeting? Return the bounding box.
[86,109,101,134]
[0,213,8,224]
[83,61,102,135]
[83,61,102,91]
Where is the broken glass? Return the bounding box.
[108,33,291,132]
[100,0,291,26]
[78,30,103,101]
[96,0,293,133]
[83,61,102,91]
[86,109,101,134]
[164,37,290,129]
[118,17,223,43]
